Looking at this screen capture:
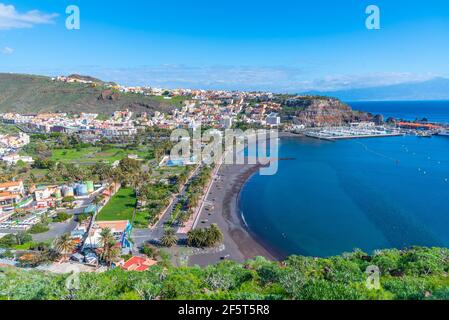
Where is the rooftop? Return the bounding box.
[121,256,157,271]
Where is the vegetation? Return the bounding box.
[1,247,449,300]
[97,187,137,222]
[0,232,32,248]
[187,224,223,248]
[1,128,188,229]
[75,212,92,223]
[29,223,50,234]
[0,73,187,115]
[52,234,76,259]
[166,165,212,228]
[52,212,72,223]
[159,227,178,248]
[99,228,121,267]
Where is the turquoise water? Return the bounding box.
[239,135,449,257]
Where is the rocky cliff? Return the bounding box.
[282,96,372,127]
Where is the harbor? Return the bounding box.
[303,121,449,141]
[304,123,403,141]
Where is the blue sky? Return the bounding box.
[1,0,449,92]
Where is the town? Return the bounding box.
[1,74,448,274]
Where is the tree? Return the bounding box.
[208,224,223,245]
[53,233,75,260]
[187,224,223,248]
[15,232,32,246]
[141,243,158,259]
[92,195,105,217]
[160,227,178,248]
[99,228,120,266]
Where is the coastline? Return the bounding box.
[188,132,300,265]
[188,163,281,266]
[230,164,286,260]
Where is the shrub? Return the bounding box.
[141,243,157,258]
[29,223,50,234]
[53,212,71,223]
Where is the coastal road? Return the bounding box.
[188,163,277,266]
[130,165,202,250]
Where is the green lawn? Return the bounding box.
[151,165,190,180]
[50,147,150,164]
[12,242,36,250]
[97,187,137,221]
[149,95,187,106]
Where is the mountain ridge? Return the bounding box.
[0,73,184,115]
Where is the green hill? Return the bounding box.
[0,73,186,115]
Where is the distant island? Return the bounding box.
[306,77,449,101]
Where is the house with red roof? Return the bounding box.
[121,256,157,272]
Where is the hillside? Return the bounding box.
[0,73,186,115]
[1,247,449,300]
[278,95,372,126]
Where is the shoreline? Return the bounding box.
[188,132,301,265]
[231,164,286,261]
[188,163,282,266]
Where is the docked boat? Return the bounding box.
[437,129,449,137]
[416,131,433,138]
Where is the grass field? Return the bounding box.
[51,147,149,164]
[151,165,190,180]
[149,95,186,107]
[0,124,20,135]
[97,188,137,221]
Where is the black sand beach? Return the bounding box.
[188,132,301,266]
[188,162,282,266]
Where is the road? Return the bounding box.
[130,165,201,250]
[32,219,78,242]
[0,186,107,241]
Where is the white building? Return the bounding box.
[220,116,233,129]
[1,154,34,165]
[266,113,281,126]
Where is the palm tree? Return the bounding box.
[160,227,178,248]
[40,212,50,225]
[187,229,205,248]
[92,195,104,218]
[99,228,120,266]
[129,177,142,226]
[53,233,75,260]
[207,224,223,246]
[187,224,223,248]
[99,227,113,243]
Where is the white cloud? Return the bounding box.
[1,46,13,54]
[78,66,439,93]
[4,65,444,94]
[0,3,58,30]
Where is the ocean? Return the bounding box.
[239,101,449,258]
[348,100,449,124]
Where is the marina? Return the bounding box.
[304,123,403,141]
